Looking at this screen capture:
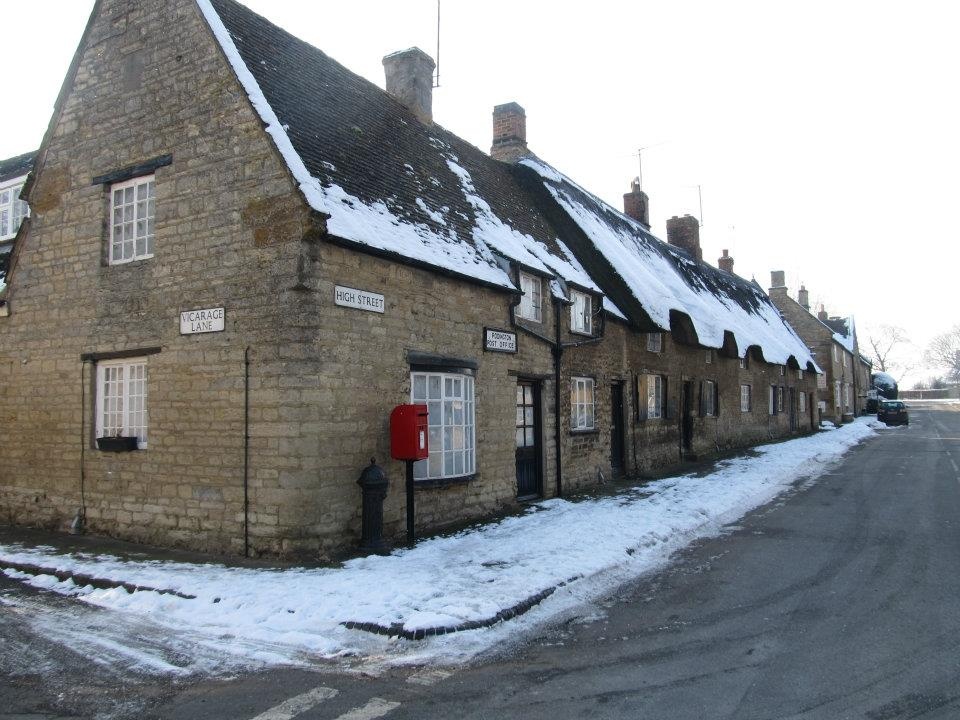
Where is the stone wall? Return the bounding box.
[0,0,311,554]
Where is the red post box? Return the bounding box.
[390,404,429,461]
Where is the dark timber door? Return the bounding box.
[789,388,797,430]
[681,381,694,452]
[611,382,625,474]
[516,381,542,499]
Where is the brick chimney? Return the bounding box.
[491,102,528,162]
[623,178,650,229]
[383,48,435,124]
[817,305,829,322]
[718,249,734,273]
[666,215,701,261]
[798,284,810,311]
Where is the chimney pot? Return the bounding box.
[817,305,829,322]
[623,177,650,229]
[798,284,810,311]
[383,48,435,124]
[491,102,528,162]
[666,214,701,261]
[718,248,734,273]
[770,270,786,289]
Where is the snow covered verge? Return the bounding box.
[1,419,881,673]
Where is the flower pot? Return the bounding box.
[96,436,139,452]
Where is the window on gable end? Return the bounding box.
[96,358,149,448]
[109,175,155,264]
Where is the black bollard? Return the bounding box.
[357,458,389,552]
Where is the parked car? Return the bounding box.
[877,400,909,426]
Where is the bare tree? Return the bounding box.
[865,324,915,381]
[925,326,960,381]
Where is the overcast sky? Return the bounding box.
[4,1,958,385]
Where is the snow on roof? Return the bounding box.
[826,316,856,354]
[197,0,602,297]
[520,158,818,369]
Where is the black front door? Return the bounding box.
[611,382,625,474]
[516,380,542,499]
[681,381,694,452]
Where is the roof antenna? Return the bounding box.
[433,0,441,88]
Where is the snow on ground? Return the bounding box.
[0,419,880,674]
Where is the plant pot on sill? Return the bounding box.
[96,436,139,452]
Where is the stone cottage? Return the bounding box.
[0,0,818,559]
[767,273,865,423]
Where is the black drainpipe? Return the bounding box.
[243,346,250,558]
[552,298,563,498]
[76,359,89,533]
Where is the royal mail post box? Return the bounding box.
[390,404,429,461]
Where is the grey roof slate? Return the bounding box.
[0,151,35,184]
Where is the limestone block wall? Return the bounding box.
[0,0,313,555]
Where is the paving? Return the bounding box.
[1,402,958,719]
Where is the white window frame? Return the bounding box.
[517,271,542,322]
[570,290,592,335]
[798,369,804,380]
[834,380,842,409]
[799,391,807,413]
[646,374,664,419]
[705,350,713,364]
[832,345,839,363]
[740,384,751,412]
[779,365,786,376]
[818,373,827,389]
[0,178,29,241]
[647,332,663,353]
[844,383,851,412]
[703,380,716,416]
[777,386,785,412]
[571,377,595,430]
[95,358,149,448]
[411,371,476,481]
[109,174,156,265]
[739,356,747,369]
[769,385,777,415]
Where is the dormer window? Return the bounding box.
[0,180,29,241]
[570,290,592,334]
[517,271,542,322]
[110,175,155,264]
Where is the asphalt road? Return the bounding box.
[2,403,959,719]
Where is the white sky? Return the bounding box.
[4,1,958,385]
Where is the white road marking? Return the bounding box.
[406,667,452,686]
[332,697,400,720]
[949,458,959,475]
[249,686,338,720]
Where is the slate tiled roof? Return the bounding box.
[202,0,597,296]
[0,151,35,184]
